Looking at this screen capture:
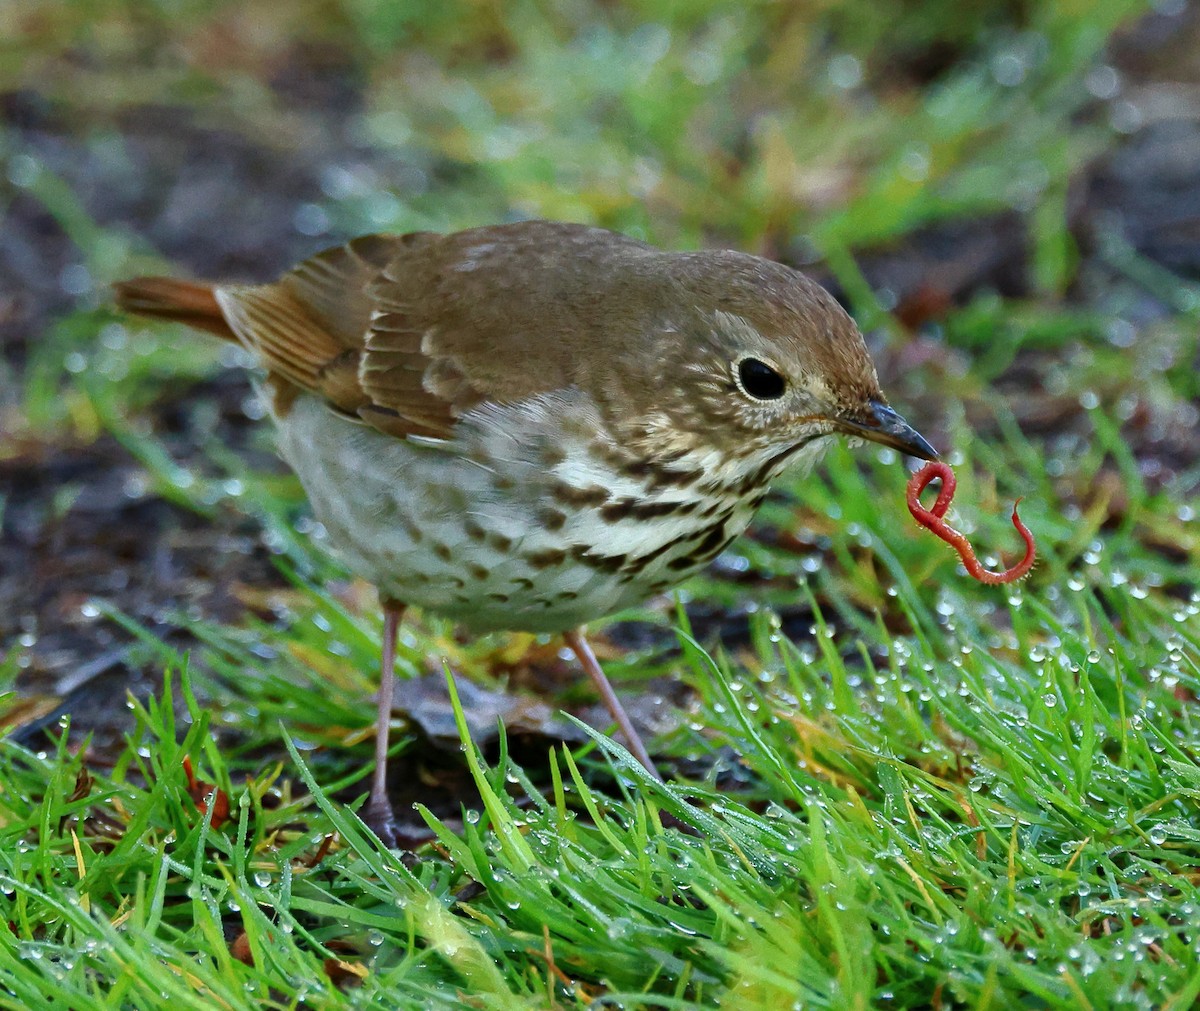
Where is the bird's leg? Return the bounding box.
[363,600,405,846]
[563,627,662,781]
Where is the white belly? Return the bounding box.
[273,389,826,633]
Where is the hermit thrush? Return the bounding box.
[115,220,936,844]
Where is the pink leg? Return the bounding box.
[563,628,661,780]
[363,601,405,846]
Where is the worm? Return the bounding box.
[182,755,230,828]
[906,461,1035,585]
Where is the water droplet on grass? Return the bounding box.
[828,53,862,89]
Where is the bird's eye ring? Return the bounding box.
[734,357,787,401]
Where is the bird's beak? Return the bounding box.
[836,399,938,460]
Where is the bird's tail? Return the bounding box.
[113,277,237,341]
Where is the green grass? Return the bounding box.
[4,0,1200,1007]
[3,538,1199,1007]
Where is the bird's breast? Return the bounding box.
[270,389,793,633]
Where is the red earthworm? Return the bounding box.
[906,461,1035,585]
[182,755,230,828]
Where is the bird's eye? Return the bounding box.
[736,358,786,401]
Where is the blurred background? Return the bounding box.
[1,0,1198,749]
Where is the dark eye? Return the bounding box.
[737,358,786,401]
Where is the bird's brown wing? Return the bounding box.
[116,235,407,422]
[119,221,662,441]
[356,221,663,436]
[211,234,404,423]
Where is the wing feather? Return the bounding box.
[131,223,664,441]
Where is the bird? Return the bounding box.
[115,219,937,845]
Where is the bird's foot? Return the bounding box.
[362,795,398,849]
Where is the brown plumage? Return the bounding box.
[116,221,883,445]
[113,276,236,340]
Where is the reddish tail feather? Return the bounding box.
[113,276,237,341]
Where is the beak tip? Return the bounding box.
[853,399,939,461]
[909,434,940,462]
